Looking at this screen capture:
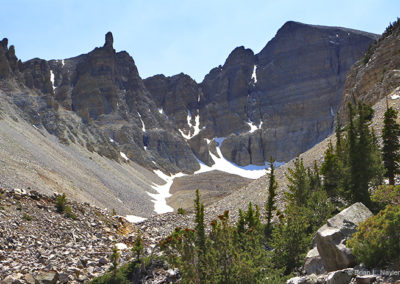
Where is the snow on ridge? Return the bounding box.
[50,70,55,90]
[179,110,202,140]
[251,65,258,83]
[246,120,263,133]
[120,152,129,161]
[138,112,146,132]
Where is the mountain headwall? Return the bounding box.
[0,21,378,176]
[146,21,378,165]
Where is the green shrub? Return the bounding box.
[372,185,400,206]
[22,213,34,221]
[55,193,67,212]
[89,257,153,284]
[55,193,77,219]
[347,205,400,268]
[177,207,186,215]
[132,235,144,261]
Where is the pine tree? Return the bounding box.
[308,161,322,191]
[194,189,206,254]
[285,158,310,206]
[265,158,278,238]
[344,102,383,207]
[382,107,400,185]
[321,141,342,196]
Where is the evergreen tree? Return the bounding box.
[285,158,310,206]
[308,161,322,191]
[194,189,206,255]
[382,107,400,185]
[271,206,311,274]
[344,102,383,207]
[265,158,278,238]
[321,141,342,196]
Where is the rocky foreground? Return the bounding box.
[0,188,185,283]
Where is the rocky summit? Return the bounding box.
[0,22,377,176]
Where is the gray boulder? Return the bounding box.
[326,268,353,284]
[304,247,326,275]
[35,271,58,284]
[316,203,373,272]
[286,274,318,284]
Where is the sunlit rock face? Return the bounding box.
[0,21,378,173]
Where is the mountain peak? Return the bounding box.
[104,31,114,49]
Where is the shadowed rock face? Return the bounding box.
[0,21,379,174]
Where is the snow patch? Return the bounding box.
[251,65,258,83]
[194,145,268,179]
[120,152,129,161]
[330,107,335,117]
[50,70,55,90]
[144,146,147,150]
[392,94,400,100]
[125,215,147,223]
[109,138,115,143]
[158,108,164,114]
[146,136,284,215]
[147,170,186,214]
[32,125,39,130]
[179,111,202,139]
[138,112,146,132]
[61,59,65,66]
[247,120,263,133]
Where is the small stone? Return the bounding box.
[58,273,69,284]
[356,275,377,284]
[98,257,108,266]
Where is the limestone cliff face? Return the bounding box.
[0,21,379,174]
[146,21,377,166]
[48,33,200,174]
[340,19,400,118]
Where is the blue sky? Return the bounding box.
[1,0,399,82]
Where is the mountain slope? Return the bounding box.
[207,19,400,221]
[146,21,378,167]
[0,21,379,216]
